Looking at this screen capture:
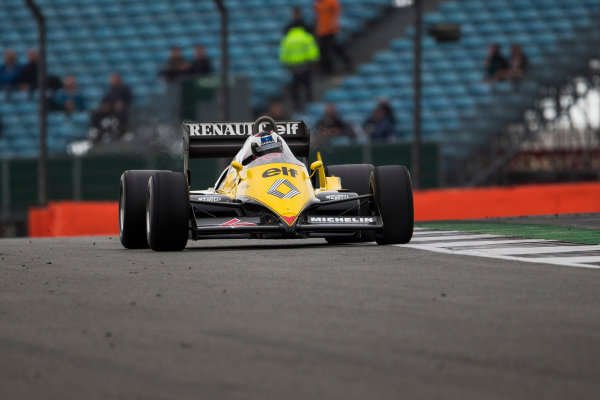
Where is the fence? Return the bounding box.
[0,142,440,234]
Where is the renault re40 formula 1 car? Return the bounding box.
[119,116,414,251]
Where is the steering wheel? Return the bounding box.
[252,115,278,135]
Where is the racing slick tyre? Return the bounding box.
[371,165,414,245]
[119,170,160,249]
[324,164,375,243]
[146,171,189,252]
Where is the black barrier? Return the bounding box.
[0,143,439,222]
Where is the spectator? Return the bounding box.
[159,46,189,81]
[0,50,22,99]
[89,73,132,142]
[267,101,290,121]
[376,97,395,124]
[187,45,213,76]
[484,43,508,83]
[279,26,320,111]
[314,0,352,75]
[283,6,313,35]
[45,75,64,95]
[364,99,396,141]
[18,48,38,96]
[51,76,85,114]
[505,44,527,81]
[316,103,352,142]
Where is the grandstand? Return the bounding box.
[299,0,600,183]
[0,0,599,221]
[0,0,390,158]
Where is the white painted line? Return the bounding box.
[481,245,600,256]
[397,242,600,270]
[398,231,600,270]
[408,239,547,249]
[527,256,600,264]
[409,234,498,243]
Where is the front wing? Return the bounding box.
[188,195,382,240]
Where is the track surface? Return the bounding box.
[1,236,600,399]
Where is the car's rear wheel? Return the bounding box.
[119,170,160,249]
[324,164,375,243]
[146,171,190,251]
[371,165,414,244]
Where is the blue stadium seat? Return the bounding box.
[342,76,366,89]
[2,0,598,157]
[358,64,383,77]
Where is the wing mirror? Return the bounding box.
[310,160,323,172]
[231,161,243,173]
[309,160,326,189]
[231,161,245,181]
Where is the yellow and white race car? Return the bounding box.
[119,116,413,251]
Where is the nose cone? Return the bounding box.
[239,163,314,226]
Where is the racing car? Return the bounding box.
[119,116,413,251]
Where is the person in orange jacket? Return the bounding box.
[314,0,352,75]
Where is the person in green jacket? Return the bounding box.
[280,26,320,111]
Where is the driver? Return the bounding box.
[249,130,284,159]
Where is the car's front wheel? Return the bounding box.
[371,165,414,244]
[119,170,160,249]
[146,171,190,251]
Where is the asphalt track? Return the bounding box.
[1,235,600,399]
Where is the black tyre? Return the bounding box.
[146,171,190,251]
[119,170,160,249]
[325,164,374,195]
[324,164,374,243]
[371,165,414,244]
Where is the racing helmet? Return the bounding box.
[250,130,283,158]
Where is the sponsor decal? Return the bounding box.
[262,166,298,178]
[198,196,222,202]
[260,135,274,144]
[325,194,351,201]
[186,122,300,137]
[308,216,376,224]
[220,218,256,227]
[267,179,300,199]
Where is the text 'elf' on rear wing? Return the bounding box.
[183,120,311,159]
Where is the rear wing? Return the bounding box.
[183,120,311,159]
